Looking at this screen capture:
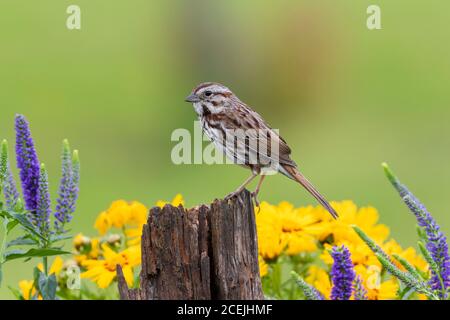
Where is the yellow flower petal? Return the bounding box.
[156,194,185,208]
[258,256,268,277]
[49,256,64,275]
[97,271,116,289]
[101,243,118,260]
[306,266,331,299]
[171,194,184,207]
[94,211,111,235]
[122,266,134,287]
[19,280,35,300]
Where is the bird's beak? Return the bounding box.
[185,93,200,103]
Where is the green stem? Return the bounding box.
[0,218,8,286]
[42,238,50,276]
[43,256,48,276]
[0,218,8,264]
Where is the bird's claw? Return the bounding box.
[251,191,260,209]
[225,190,245,207]
[224,192,237,201]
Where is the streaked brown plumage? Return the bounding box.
[185,82,338,219]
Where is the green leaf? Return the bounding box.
[0,210,11,219]
[375,252,438,299]
[6,219,19,233]
[13,199,24,213]
[393,254,424,281]
[7,235,37,248]
[418,241,439,273]
[8,286,23,300]
[382,162,398,185]
[418,241,445,297]
[416,225,427,241]
[4,248,70,262]
[37,273,57,300]
[291,271,323,300]
[352,225,391,260]
[33,266,41,284]
[9,213,46,241]
[353,225,439,299]
[0,140,8,189]
[400,287,416,300]
[49,233,73,243]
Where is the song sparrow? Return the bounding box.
[185,82,338,219]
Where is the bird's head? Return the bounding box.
[185,82,234,116]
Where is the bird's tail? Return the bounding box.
[281,165,338,219]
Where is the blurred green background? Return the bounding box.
[1,0,449,298]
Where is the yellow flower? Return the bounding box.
[305,266,331,299]
[256,200,390,259]
[259,255,268,277]
[126,201,147,226]
[94,211,111,236]
[156,194,184,208]
[418,293,428,300]
[123,201,148,246]
[108,200,132,229]
[256,201,286,259]
[282,232,317,255]
[320,241,381,269]
[125,226,143,246]
[19,280,39,300]
[354,264,399,300]
[317,202,394,270]
[73,233,93,255]
[81,243,141,289]
[74,237,101,265]
[383,239,428,273]
[37,256,64,275]
[256,200,333,258]
[305,264,399,300]
[322,201,390,245]
[277,202,327,254]
[279,202,330,235]
[94,200,148,237]
[368,278,399,300]
[73,233,89,248]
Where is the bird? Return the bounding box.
[185,82,338,219]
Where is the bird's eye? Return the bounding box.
[204,91,212,97]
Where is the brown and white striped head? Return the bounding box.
[185,82,234,116]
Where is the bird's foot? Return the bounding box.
[251,191,261,208]
[224,191,239,201]
[225,190,245,206]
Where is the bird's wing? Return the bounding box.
[221,102,297,168]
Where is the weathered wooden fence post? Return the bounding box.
[117,189,264,300]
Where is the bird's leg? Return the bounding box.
[225,172,258,201]
[251,175,266,208]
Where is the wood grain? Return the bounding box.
[117,189,263,300]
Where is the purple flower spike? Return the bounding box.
[1,139,19,211]
[15,114,40,212]
[68,150,80,219]
[54,140,73,231]
[330,245,356,300]
[353,275,368,300]
[404,195,450,298]
[54,142,80,232]
[36,163,51,236]
[4,162,20,211]
[384,163,450,298]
